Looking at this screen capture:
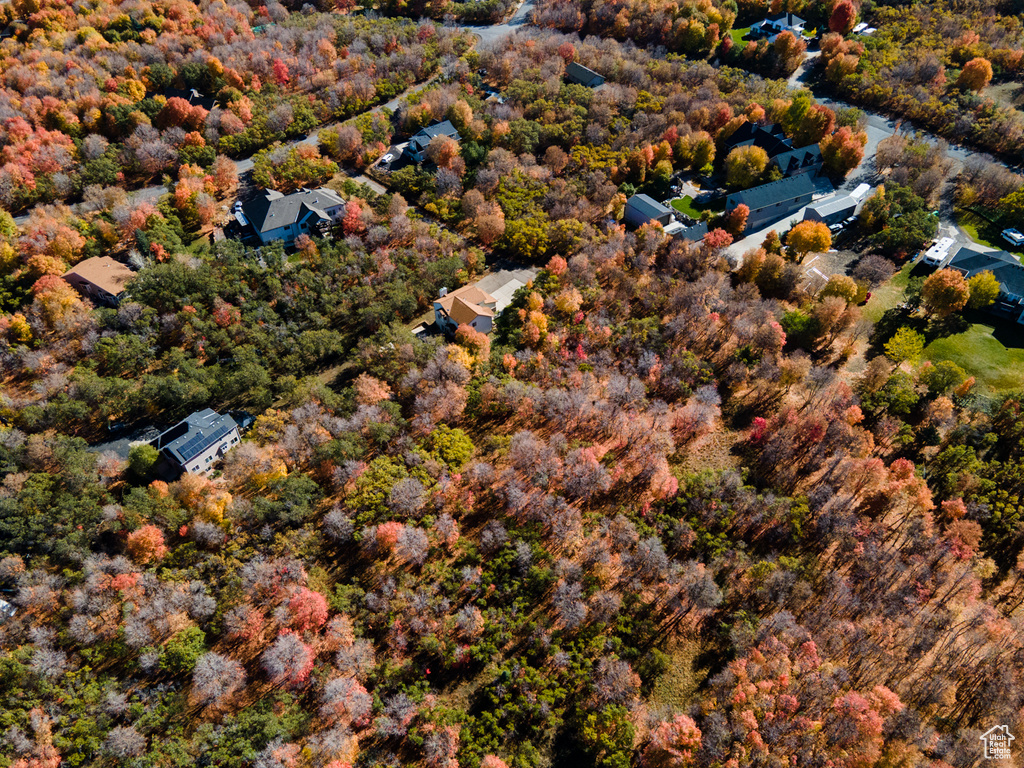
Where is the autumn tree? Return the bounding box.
[884,327,925,362]
[967,270,1000,308]
[819,126,868,177]
[957,57,993,91]
[829,0,856,34]
[425,135,460,169]
[786,220,831,258]
[922,268,970,316]
[125,525,168,564]
[192,652,246,706]
[263,633,315,688]
[642,714,702,768]
[723,203,749,235]
[724,145,769,189]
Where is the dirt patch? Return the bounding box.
[988,82,1024,111]
[675,429,743,476]
[648,637,705,714]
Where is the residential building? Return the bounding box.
[242,187,346,247]
[725,174,816,232]
[947,245,1024,322]
[153,409,240,476]
[434,284,498,336]
[674,220,709,242]
[565,62,605,88]
[63,256,135,306]
[803,193,857,225]
[404,120,462,163]
[750,12,806,40]
[625,194,674,227]
[722,121,822,178]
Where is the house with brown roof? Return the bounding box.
[63,256,135,306]
[433,284,497,336]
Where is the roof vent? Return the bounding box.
[440,287,448,297]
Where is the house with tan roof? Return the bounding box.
[63,256,135,306]
[434,284,497,336]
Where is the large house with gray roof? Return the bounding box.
[565,62,605,87]
[722,121,822,179]
[242,188,346,247]
[726,174,816,232]
[625,194,674,227]
[405,120,462,164]
[153,409,240,476]
[947,246,1024,322]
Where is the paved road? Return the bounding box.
[460,0,536,47]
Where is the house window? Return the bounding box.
[206,456,212,464]
[231,437,238,444]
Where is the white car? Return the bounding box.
[381,153,394,164]
[233,201,243,211]
[1002,228,1024,247]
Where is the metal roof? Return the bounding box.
[805,194,856,218]
[626,193,672,219]
[565,62,604,86]
[156,409,239,465]
[727,174,816,211]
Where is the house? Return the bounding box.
[770,144,823,177]
[63,256,135,306]
[674,220,709,242]
[725,174,816,232]
[947,245,1024,322]
[565,62,605,88]
[434,284,498,336]
[404,120,461,163]
[625,194,674,227]
[153,409,240,476]
[242,187,346,247]
[722,121,822,178]
[750,12,805,40]
[803,193,857,225]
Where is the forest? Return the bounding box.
[0,0,1023,765]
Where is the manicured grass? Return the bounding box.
[924,321,1024,396]
[862,261,912,323]
[956,209,1023,255]
[671,195,701,218]
[729,26,750,45]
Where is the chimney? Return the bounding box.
[439,287,448,297]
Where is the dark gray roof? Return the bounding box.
[764,12,804,26]
[156,409,238,465]
[727,174,815,211]
[771,144,822,173]
[242,188,345,234]
[626,193,672,219]
[723,122,793,158]
[565,61,603,86]
[164,87,217,111]
[805,193,855,217]
[676,221,709,241]
[409,120,461,151]
[949,246,1024,298]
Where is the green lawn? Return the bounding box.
[729,26,750,45]
[671,195,701,218]
[924,321,1024,396]
[956,209,1023,255]
[862,261,912,323]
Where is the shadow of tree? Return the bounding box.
[867,307,926,358]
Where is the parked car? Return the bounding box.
[1002,228,1024,247]
[381,153,394,164]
